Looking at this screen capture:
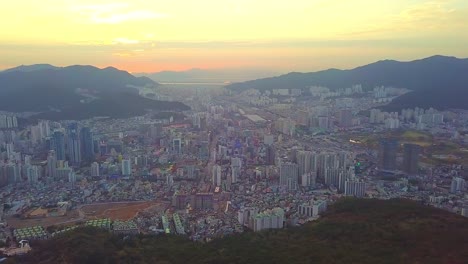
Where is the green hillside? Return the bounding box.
[9,198,468,264]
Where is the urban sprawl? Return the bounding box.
[0,84,467,255]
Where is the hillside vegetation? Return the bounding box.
[9,198,468,264]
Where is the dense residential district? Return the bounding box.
[0,85,467,255]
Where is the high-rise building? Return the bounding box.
[26,165,40,183]
[30,125,42,143]
[47,150,57,179]
[337,151,349,168]
[324,167,347,191]
[80,127,95,161]
[6,143,14,160]
[91,162,100,177]
[135,155,148,168]
[402,144,420,174]
[167,174,174,186]
[280,163,298,191]
[450,177,466,193]
[250,208,284,232]
[265,145,276,165]
[344,180,366,197]
[212,164,222,186]
[338,109,353,127]
[299,200,327,217]
[231,157,242,184]
[52,130,66,161]
[378,139,398,171]
[6,163,20,184]
[121,159,132,176]
[301,172,317,188]
[173,138,182,154]
[238,207,259,226]
[193,193,214,209]
[67,123,81,166]
[296,151,313,176]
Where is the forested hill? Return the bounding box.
[9,198,468,264]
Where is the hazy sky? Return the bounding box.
[1,0,467,72]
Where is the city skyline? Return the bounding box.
[2,0,468,72]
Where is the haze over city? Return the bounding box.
[2,0,468,72]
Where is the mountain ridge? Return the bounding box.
[137,68,280,83]
[0,64,189,120]
[225,55,468,110]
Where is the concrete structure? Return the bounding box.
[121,159,132,176]
[212,164,222,186]
[378,139,398,171]
[450,177,466,193]
[344,180,366,197]
[250,208,284,232]
[402,144,420,174]
[91,162,100,177]
[280,163,298,191]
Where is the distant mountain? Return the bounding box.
[0,65,189,120]
[226,55,468,110]
[12,198,468,264]
[137,68,280,84]
[3,64,58,73]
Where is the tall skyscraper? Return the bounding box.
[280,163,298,191]
[67,123,81,166]
[378,139,398,171]
[212,164,222,186]
[52,131,66,161]
[121,159,132,176]
[80,127,95,161]
[47,150,57,179]
[402,144,420,174]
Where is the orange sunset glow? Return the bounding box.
[1,0,468,72]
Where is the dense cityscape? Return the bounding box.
[0,83,467,256]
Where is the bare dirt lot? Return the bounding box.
[81,201,168,220]
[7,201,168,228]
[7,210,80,228]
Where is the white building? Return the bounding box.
[299,200,327,217]
[344,180,366,197]
[250,208,285,232]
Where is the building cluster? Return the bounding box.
[0,82,467,248]
[0,114,18,129]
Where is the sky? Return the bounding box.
[1,0,468,73]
